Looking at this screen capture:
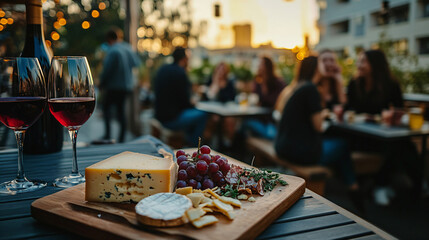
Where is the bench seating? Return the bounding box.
[150,119,186,149]
[246,137,386,195]
[246,137,332,195]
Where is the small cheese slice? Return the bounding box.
[186,207,206,222]
[213,199,234,212]
[85,151,177,202]
[135,193,192,227]
[220,196,242,208]
[186,193,205,208]
[191,215,218,228]
[175,186,193,195]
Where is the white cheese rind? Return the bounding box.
[135,193,192,227]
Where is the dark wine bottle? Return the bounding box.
[21,0,63,154]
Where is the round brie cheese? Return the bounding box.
[135,193,192,227]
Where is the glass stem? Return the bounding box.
[69,129,79,175]
[14,130,26,182]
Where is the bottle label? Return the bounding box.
[26,0,43,25]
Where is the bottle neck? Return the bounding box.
[26,0,43,25]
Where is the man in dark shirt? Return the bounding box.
[153,47,208,146]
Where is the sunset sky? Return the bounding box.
[190,0,320,49]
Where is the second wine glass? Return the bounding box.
[48,56,95,188]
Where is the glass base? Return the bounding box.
[54,173,85,188]
[0,178,47,195]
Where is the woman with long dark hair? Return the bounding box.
[242,56,285,139]
[275,56,361,208]
[347,49,419,206]
[347,50,403,113]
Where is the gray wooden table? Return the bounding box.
[0,139,395,239]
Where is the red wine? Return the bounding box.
[21,0,63,153]
[48,98,95,128]
[0,97,46,130]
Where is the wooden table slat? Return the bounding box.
[0,199,34,220]
[0,217,63,240]
[268,223,373,240]
[274,197,336,223]
[258,213,354,239]
[0,187,61,204]
[352,234,386,240]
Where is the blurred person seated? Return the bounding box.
[274,56,363,210]
[317,49,347,109]
[347,50,403,114]
[153,47,208,147]
[202,62,236,103]
[347,49,419,205]
[241,56,286,140]
[202,62,237,146]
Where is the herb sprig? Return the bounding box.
[248,168,288,192]
[221,168,287,198]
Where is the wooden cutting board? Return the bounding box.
[31,156,305,240]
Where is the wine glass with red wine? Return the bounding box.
[48,56,95,188]
[0,57,47,194]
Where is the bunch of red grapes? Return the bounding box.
[176,145,231,190]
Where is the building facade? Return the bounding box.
[316,0,429,68]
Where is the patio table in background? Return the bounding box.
[0,138,395,239]
[328,120,429,195]
[196,101,271,150]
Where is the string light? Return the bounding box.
[56,11,64,19]
[99,2,106,10]
[7,18,13,25]
[0,25,4,31]
[82,21,90,29]
[91,10,99,18]
[53,21,60,29]
[45,40,52,47]
[0,10,5,18]
[58,18,66,26]
[137,27,145,38]
[51,31,60,41]
[0,19,7,25]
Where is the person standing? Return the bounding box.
[100,27,140,143]
[153,47,208,146]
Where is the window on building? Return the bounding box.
[393,39,408,55]
[418,37,429,54]
[354,16,365,37]
[418,0,429,18]
[390,4,409,23]
[371,11,388,26]
[371,4,409,26]
[330,20,349,35]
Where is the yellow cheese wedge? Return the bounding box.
[85,151,177,202]
[191,215,218,228]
